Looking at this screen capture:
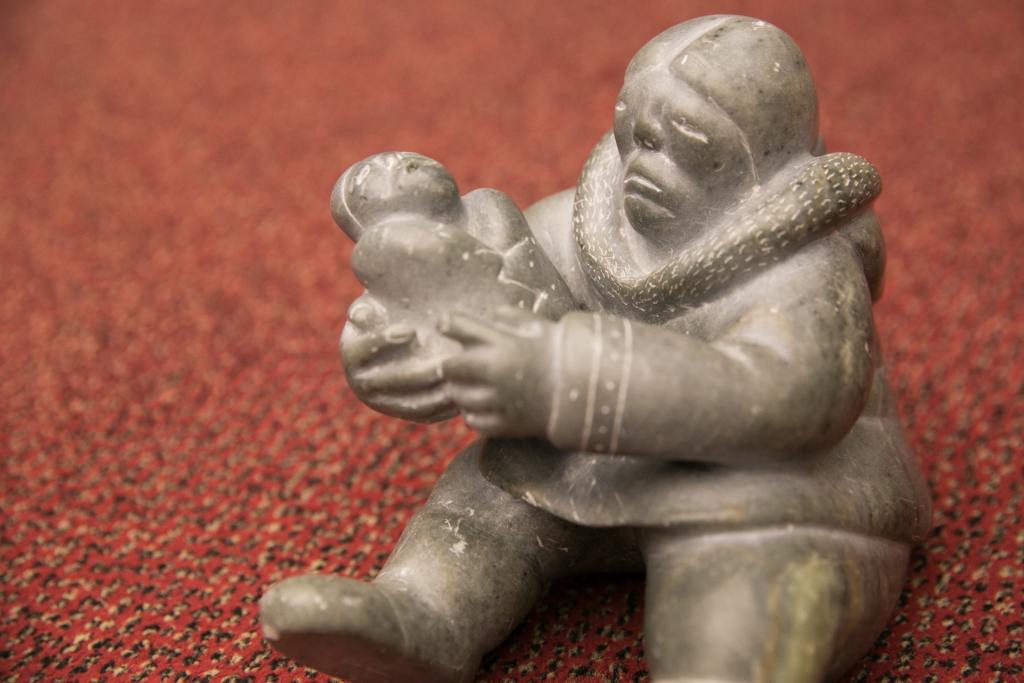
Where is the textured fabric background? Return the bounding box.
[2,1,1021,681]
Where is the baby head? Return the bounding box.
[614,16,818,239]
[331,152,464,241]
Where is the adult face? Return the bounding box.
[613,69,758,240]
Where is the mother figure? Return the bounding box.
[262,15,930,683]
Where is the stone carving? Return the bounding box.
[261,14,930,683]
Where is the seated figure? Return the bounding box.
[261,15,931,683]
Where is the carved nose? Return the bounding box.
[632,115,664,152]
[635,130,659,151]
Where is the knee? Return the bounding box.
[641,529,908,683]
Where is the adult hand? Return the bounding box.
[341,293,456,422]
[439,307,557,437]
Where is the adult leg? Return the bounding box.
[261,440,621,683]
[641,526,910,683]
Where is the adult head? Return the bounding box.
[614,15,818,238]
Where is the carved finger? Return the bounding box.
[342,327,417,368]
[438,313,504,347]
[464,412,508,434]
[346,294,385,331]
[381,324,416,344]
[447,384,500,412]
[352,359,444,393]
[366,387,457,422]
[440,351,497,384]
[348,303,376,330]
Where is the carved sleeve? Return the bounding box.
[544,242,876,463]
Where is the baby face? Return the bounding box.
[613,69,757,239]
[332,152,462,241]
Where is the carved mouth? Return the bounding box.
[624,173,663,197]
[624,194,675,219]
[623,172,675,219]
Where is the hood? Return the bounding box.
[572,133,884,322]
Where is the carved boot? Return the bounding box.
[261,571,477,683]
[261,444,587,682]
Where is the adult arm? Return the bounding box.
[442,239,876,464]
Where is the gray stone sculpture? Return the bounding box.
[261,15,931,683]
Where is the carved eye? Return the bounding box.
[615,101,627,113]
[670,118,709,144]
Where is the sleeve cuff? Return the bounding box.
[545,313,634,453]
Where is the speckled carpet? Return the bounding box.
[2,0,1022,681]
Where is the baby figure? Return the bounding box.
[330,152,573,419]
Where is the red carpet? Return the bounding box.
[2,1,1022,680]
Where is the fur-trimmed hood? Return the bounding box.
[572,133,885,322]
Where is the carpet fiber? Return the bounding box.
[2,1,1022,681]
